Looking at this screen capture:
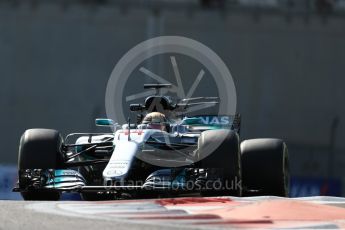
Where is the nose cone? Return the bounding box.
[102,141,138,179]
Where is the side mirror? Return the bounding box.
[95,118,115,127]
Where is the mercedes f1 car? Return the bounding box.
[14,84,289,200]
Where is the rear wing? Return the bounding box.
[181,114,241,134]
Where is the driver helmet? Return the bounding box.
[142,112,168,131]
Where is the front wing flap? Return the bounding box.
[14,168,228,194]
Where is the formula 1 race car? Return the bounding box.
[14,84,289,200]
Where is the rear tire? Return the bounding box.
[197,129,242,197]
[241,138,289,197]
[18,129,64,201]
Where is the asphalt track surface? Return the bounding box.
[2,196,345,230]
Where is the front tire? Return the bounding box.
[241,138,289,197]
[18,129,64,201]
[197,129,242,197]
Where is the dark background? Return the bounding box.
[0,0,344,196]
